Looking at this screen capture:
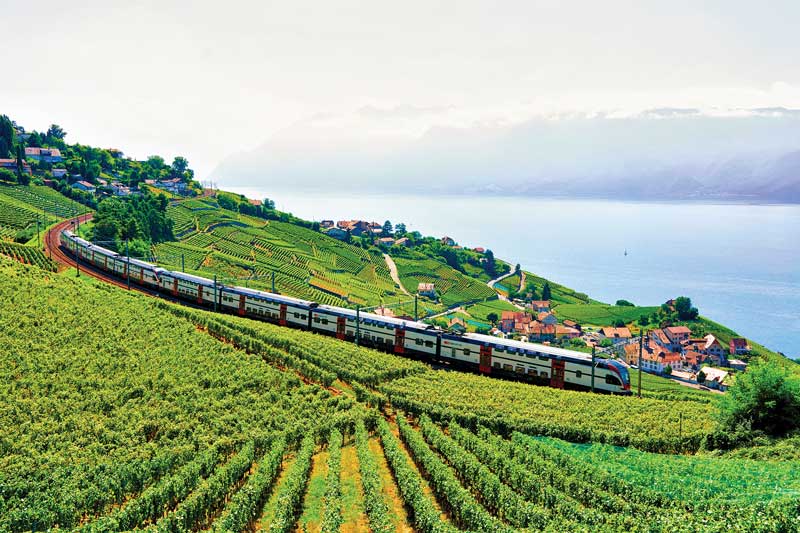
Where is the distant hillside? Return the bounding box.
[212,108,800,203]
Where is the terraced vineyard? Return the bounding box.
[0,193,54,240]
[393,255,496,307]
[0,241,58,271]
[159,199,408,309]
[3,256,798,532]
[0,184,89,218]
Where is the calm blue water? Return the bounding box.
[228,188,800,358]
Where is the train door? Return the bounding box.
[139,268,144,284]
[238,294,246,316]
[394,328,405,354]
[279,304,287,326]
[550,360,565,389]
[336,316,346,339]
[172,278,178,297]
[479,344,492,374]
[197,285,204,304]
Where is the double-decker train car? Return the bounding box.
[61,229,631,394]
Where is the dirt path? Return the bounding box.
[254,455,297,532]
[295,450,329,532]
[383,253,411,296]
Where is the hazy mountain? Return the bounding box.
[212,108,800,203]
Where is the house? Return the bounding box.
[683,351,704,369]
[625,341,682,374]
[441,236,456,246]
[537,312,558,326]
[418,283,436,298]
[395,237,410,247]
[73,180,96,193]
[500,311,531,333]
[600,327,632,344]
[110,183,132,196]
[51,168,67,178]
[728,359,748,372]
[527,322,556,341]
[378,237,395,247]
[337,220,369,236]
[650,329,679,351]
[664,326,691,345]
[703,335,727,359]
[563,319,582,332]
[0,158,32,175]
[373,306,395,317]
[323,227,347,240]
[248,198,262,206]
[555,325,581,339]
[96,178,108,186]
[320,220,334,229]
[528,300,551,313]
[488,327,506,339]
[473,247,485,253]
[24,147,63,163]
[700,366,731,391]
[729,338,750,355]
[156,178,188,194]
[447,317,467,333]
[107,149,125,158]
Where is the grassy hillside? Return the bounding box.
[552,303,660,326]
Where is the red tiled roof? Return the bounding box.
[601,327,631,338]
[665,326,691,335]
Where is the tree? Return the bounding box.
[0,168,17,183]
[0,115,15,158]
[395,222,406,236]
[637,314,650,326]
[515,263,521,273]
[486,312,499,326]
[382,220,393,236]
[664,365,672,375]
[46,124,66,140]
[171,156,189,177]
[674,296,699,320]
[484,249,496,276]
[613,319,626,328]
[697,370,706,384]
[541,282,552,301]
[616,299,635,307]
[716,360,800,436]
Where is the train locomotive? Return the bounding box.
[62,230,631,394]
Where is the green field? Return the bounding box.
[392,255,496,307]
[553,303,660,325]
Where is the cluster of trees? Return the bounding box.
[636,295,700,327]
[91,193,174,257]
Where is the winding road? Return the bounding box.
[383,253,411,296]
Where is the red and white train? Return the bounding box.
[62,230,631,394]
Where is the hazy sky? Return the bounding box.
[2,0,799,179]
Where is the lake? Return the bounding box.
[228,188,800,358]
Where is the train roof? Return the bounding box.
[164,269,214,285]
[463,332,595,364]
[224,284,317,307]
[314,305,435,330]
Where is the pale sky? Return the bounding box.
[2,0,799,179]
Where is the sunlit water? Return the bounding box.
[228,188,800,358]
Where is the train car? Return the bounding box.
[232,286,316,328]
[311,305,439,357]
[459,332,631,394]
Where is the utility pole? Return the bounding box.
[126,238,131,290]
[679,412,683,438]
[271,271,275,293]
[181,253,185,273]
[213,274,218,312]
[638,329,644,398]
[414,295,418,321]
[355,305,360,346]
[73,222,80,277]
[36,216,40,249]
[591,345,596,392]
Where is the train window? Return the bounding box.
[541,372,548,379]
[462,348,470,356]
[503,364,513,371]
[301,314,307,319]
[322,319,329,325]
[314,316,320,323]
[416,338,423,345]
[294,313,300,318]
[451,348,456,357]
[538,355,549,361]
[493,362,501,369]
[575,370,582,378]
[527,368,538,376]
[515,366,525,374]
[425,341,433,348]
[605,375,622,386]
[495,347,504,353]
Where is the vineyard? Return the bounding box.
[0,184,88,242]
[2,255,798,532]
[393,256,496,307]
[0,241,58,271]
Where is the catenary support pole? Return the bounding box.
[591,345,596,392]
[638,330,644,398]
[356,305,360,346]
[213,274,218,312]
[126,238,131,290]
